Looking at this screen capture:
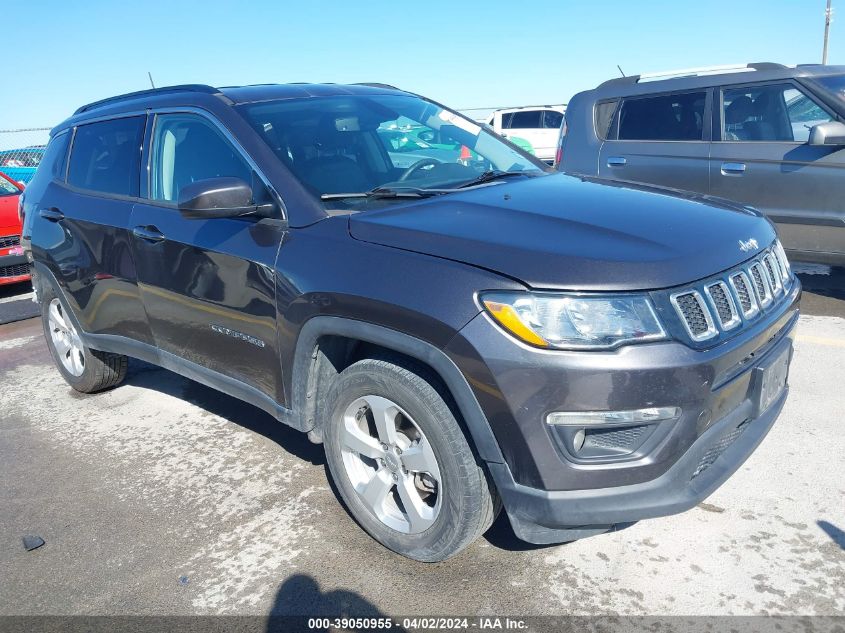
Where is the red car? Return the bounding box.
[0,171,29,286]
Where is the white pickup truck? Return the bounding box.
[485,105,565,164]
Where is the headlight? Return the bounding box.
[481,291,667,350]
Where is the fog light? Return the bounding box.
[572,428,586,452]
[546,406,681,427]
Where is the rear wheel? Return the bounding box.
[41,287,128,393]
[323,355,498,562]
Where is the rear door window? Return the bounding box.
[67,117,145,196]
[722,83,834,142]
[618,92,706,141]
[503,110,543,129]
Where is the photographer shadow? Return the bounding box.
[266,574,407,633]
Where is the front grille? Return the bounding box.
[692,419,750,479]
[669,241,791,345]
[0,263,30,278]
[0,234,20,248]
[671,291,715,340]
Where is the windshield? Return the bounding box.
[813,74,845,108]
[238,94,546,210]
[0,174,19,195]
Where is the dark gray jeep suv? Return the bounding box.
[21,83,800,561]
[558,62,845,266]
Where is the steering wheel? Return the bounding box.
[398,158,442,181]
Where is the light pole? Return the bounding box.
[823,0,833,64]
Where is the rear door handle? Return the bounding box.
[721,162,746,175]
[39,208,64,222]
[132,226,166,243]
[607,156,627,167]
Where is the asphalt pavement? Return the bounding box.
[1,267,843,619]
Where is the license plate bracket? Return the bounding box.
[752,345,791,417]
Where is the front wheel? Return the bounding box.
[323,355,498,562]
[40,287,128,393]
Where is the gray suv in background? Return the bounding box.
[558,63,845,266]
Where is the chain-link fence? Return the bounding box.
[0,128,52,184]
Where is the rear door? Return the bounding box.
[709,81,845,259]
[129,110,287,403]
[598,90,711,193]
[41,116,154,344]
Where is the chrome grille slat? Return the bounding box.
[670,290,717,341]
[773,241,791,286]
[704,281,740,330]
[748,261,773,307]
[729,271,759,319]
[762,254,783,295]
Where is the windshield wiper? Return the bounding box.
[455,170,531,189]
[320,186,447,201]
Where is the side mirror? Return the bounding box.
[808,121,845,146]
[177,177,274,220]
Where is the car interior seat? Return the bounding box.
[723,96,755,140]
[746,92,780,141]
[300,117,372,194]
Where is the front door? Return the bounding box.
[129,111,287,402]
[709,81,845,259]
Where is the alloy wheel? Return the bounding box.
[339,394,442,534]
[47,298,85,377]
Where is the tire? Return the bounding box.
[323,354,499,562]
[40,286,128,394]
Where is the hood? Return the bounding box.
[349,173,777,291]
[0,191,21,235]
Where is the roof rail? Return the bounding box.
[74,84,221,115]
[598,62,789,88]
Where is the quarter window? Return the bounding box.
[67,117,145,196]
[721,84,833,142]
[618,92,706,141]
[543,110,564,129]
[150,114,252,202]
[594,100,619,140]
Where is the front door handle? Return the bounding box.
[39,208,64,222]
[132,226,166,243]
[607,156,627,167]
[721,162,746,175]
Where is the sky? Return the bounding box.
[1,0,842,131]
